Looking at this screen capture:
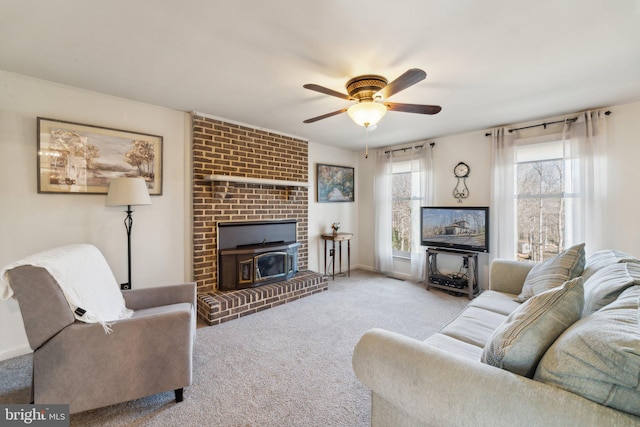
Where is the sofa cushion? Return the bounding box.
[424,333,484,361]
[582,249,640,282]
[467,290,522,316]
[516,243,585,302]
[439,306,508,348]
[534,285,640,416]
[482,277,584,378]
[583,262,640,316]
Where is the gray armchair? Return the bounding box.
[7,264,196,414]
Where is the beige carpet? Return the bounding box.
[0,269,468,426]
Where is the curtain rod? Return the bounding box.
[384,142,434,154]
[484,110,611,137]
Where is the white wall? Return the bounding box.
[307,143,359,275]
[428,130,493,285]
[0,70,190,360]
[355,153,376,271]
[356,101,640,286]
[605,101,640,253]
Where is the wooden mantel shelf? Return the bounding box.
[204,174,309,188]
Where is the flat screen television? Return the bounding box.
[420,206,489,253]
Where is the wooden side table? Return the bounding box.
[321,232,353,280]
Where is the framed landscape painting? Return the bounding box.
[37,118,163,195]
[317,163,354,203]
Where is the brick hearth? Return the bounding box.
[197,270,327,325]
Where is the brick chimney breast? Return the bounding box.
[192,114,309,293]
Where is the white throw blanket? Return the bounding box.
[0,244,133,331]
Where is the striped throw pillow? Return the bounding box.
[516,243,585,303]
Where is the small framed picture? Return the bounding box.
[37,117,163,195]
[317,163,354,203]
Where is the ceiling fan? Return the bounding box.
[303,68,441,128]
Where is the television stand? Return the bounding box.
[425,247,478,299]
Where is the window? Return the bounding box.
[516,140,575,262]
[492,112,607,261]
[392,170,411,256]
[375,144,432,278]
[391,159,423,258]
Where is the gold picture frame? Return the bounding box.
[37,117,162,195]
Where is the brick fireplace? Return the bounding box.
[191,113,327,325]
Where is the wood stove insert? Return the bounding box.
[217,220,300,291]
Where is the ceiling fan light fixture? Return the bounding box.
[347,102,387,127]
[303,69,440,125]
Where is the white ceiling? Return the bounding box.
[1,0,639,151]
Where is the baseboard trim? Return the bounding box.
[0,345,32,362]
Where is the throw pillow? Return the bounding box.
[582,249,640,282]
[534,285,640,416]
[516,243,585,302]
[583,262,640,316]
[481,277,584,378]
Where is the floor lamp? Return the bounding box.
[107,177,151,290]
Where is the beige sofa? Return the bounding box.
[353,249,640,427]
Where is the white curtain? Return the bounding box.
[489,128,517,260]
[565,110,609,253]
[374,144,433,279]
[490,110,609,259]
[410,145,433,280]
[373,149,393,274]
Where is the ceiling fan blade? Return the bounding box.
[377,68,426,99]
[303,108,348,123]
[385,102,442,115]
[303,84,351,100]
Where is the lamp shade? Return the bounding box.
[347,102,387,127]
[106,177,151,206]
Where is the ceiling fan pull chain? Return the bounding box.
[364,126,369,159]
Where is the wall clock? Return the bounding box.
[453,161,469,202]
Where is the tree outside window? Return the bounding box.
[516,140,573,262]
[392,171,412,256]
